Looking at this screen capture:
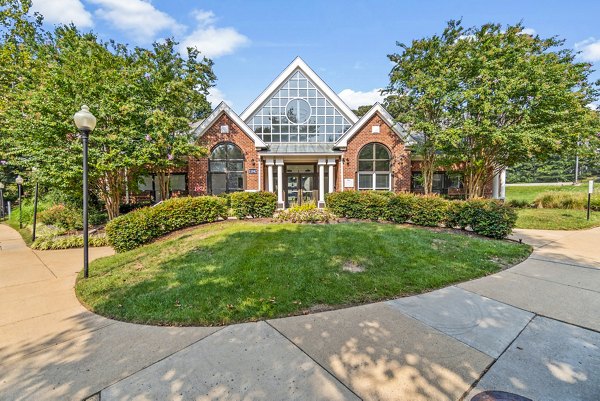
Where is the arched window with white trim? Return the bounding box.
[208,143,245,195]
[357,143,391,191]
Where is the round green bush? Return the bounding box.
[230,191,277,219]
[388,193,415,223]
[106,196,227,252]
[326,191,390,220]
[410,195,448,226]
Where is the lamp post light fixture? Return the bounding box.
[15,175,23,228]
[0,182,4,220]
[73,105,96,278]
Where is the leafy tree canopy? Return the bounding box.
[0,0,216,218]
[386,20,599,198]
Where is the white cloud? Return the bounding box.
[338,88,384,110]
[31,0,93,28]
[89,0,182,41]
[575,37,600,62]
[587,103,598,111]
[179,9,249,58]
[520,27,536,36]
[207,87,232,108]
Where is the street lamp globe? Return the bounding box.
[15,175,24,185]
[73,105,97,131]
[73,105,95,279]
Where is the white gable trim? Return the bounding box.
[192,102,268,149]
[334,103,406,148]
[240,57,359,124]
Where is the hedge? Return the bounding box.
[106,196,227,252]
[326,190,517,239]
[410,195,448,227]
[325,191,392,220]
[230,191,277,219]
[446,199,517,238]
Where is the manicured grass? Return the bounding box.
[515,208,600,230]
[76,221,530,326]
[506,184,591,203]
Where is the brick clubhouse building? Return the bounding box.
[141,57,506,208]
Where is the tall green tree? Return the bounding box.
[385,20,464,194]
[134,40,215,200]
[386,20,599,198]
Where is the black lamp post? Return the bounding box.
[0,182,5,220]
[15,175,23,229]
[73,105,96,279]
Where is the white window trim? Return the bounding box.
[357,172,392,191]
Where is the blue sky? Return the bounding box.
[32,0,600,112]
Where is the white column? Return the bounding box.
[492,172,499,199]
[318,159,326,208]
[499,168,506,200]
[267,164,274,193]
[340,158,345,192]
[327,159,335,193]
[276,161,284,208]
[258,156,262,191]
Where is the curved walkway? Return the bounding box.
[0,223,599,401]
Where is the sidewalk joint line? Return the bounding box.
[265,320,363,400]
[31,250,58,279]
[529,256,600,271]
[458,313,536,401]
[507,270,600,294]
[88,325,227,399]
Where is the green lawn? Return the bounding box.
[76,221,530,326]
[515,208,600,230]
[506,184,591,203]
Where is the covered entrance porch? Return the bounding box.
[262,154,340,209]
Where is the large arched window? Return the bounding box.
[209,143,245,195]
[357,143,391,191]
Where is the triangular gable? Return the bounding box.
[240,57,359,128]
[192,102,268,149]
[334,103,408,148]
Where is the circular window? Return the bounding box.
[286,98,311,124]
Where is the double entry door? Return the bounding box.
[285,165,316,207]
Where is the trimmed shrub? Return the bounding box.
[276,203,336,223]
[447,199,517,239]
[216,193,232,208]
[325,191,390,220]
[106,196,227,252]
[410,195,448,226]
[38,204,82,230]
[388,193,415,223]
[230,191,278,219]
[32,234,109,250]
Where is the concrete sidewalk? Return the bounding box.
[1,223,599,401]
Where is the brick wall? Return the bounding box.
[188,113,260,195]
[343,114,412,192]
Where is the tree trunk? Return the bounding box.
[156,172,170,201]
[94,170,124,221]
[420,147,436,195]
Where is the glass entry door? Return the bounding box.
[286,173,316,206]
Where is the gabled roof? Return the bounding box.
[333,103,410,148]
[192,102,268,149]
[240,57,359,124]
